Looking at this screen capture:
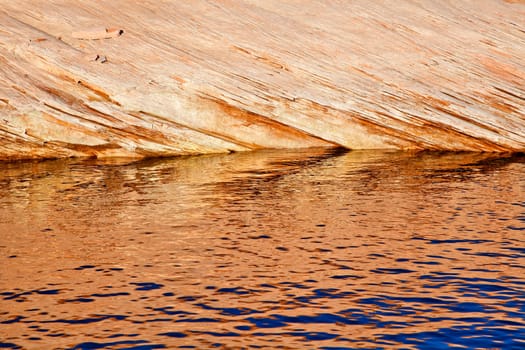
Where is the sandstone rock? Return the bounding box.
[0,1,524,160]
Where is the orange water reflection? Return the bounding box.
[0,149,524,349]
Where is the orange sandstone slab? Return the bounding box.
[0,0,524,160]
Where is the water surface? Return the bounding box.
[1,149,524,349]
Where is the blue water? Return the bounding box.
[0,149,524,349]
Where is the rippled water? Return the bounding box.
[0,149,524,349]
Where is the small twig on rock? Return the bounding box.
[83,54,109,63]
[72,27,124,40]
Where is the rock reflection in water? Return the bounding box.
[0,149,524,349]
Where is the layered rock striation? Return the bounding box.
[1,0,524,160]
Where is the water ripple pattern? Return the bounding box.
[0,150,524,349]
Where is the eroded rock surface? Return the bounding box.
[1,0,524,160]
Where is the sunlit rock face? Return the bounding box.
[0,0,524,160]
